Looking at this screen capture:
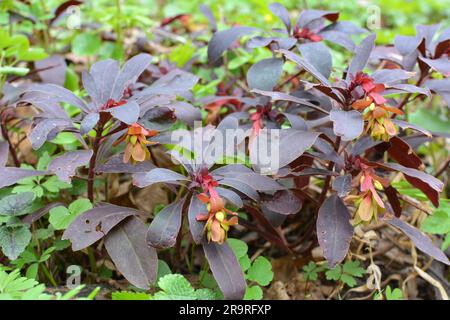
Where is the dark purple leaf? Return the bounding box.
[203,242,247,300]
[48,150,93,183]
[250,128,320,171]
[247,58,284,91]
[251,89,330,114]
[316,194,353,267]
[28,118,74,150]
[386,83,431,97]
[350,136,384,156]
[332,174,352,197]
[62,204,139,251]
[296,9,339,28]
[320,30,355,51]
[20,92,70,119]
[371,69,415,84]
[105,216,158,289]
[394,35,422,56]
[424,78,450,107]
[0,168,49,188]
[22,202,65,224]
[169,101,201,127]
[81,70,100,105]
[330,110,363,141]
[35,55,67,86]
[199,4,217,32]
[260,190,302,215]
[146,198,185,249]
[384,186,402,217]
[96,154,155,174]
[89,59,120,105]
[393,119,432,137]
[298,42,332,79]
[215,165,284,191]
[0,141,9,167]
[208,26,259,63]
[141,69,198,98]
[346,33,376,79]
[26,84,89,112]
[80,113,100,135]
[419,56,450,76]
[108,100,140,125]
[387,216,449,265]
[283,112,307,130]
[216,178,260,201]
[188,195,206,244]
[111,53,153,101]
[133,168,188,188]
[280,49,330,85]
[416,24,440,48]
[380,162,444,207]
[388,136,423,169]
[322,21,366,34]
[215,187,243,208]
[269,3,291,32]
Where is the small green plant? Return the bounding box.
[112,274,217,300]
[374,285,403,300]
[228,238,274,300]
[301,260,366,288]
[325,261,366,288]
[0,268,98,300]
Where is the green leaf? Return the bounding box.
[68,199,93,215]
[71,33,101,56]
[49,199,91,230]
[194,288,217,300]
[244,285,263,300]
[385,285,403,300]
[26,263,39,280]
[325,265,342,281]
[239,255,251,272]
[0,66,30,76]
[153,274,196,300]
[227,238,248,259]
[342,261,365,277]
[408,108,450,134]
[0,225,32,260]
[246,256,273,286]
[156,259,172,281]
[340,274,357,287]
[112,291,150,300]
[421,209,450,235]
[442,233,450,251]
[0,192,35,216]
[18,47,47,61]
[0,269,49,300]
[302,261,324,281]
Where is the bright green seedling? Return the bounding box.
[228,238,274,300]
[302,261,326,281]
[112,274,217,300]
[325,261,366,288]
[12,246,56,281]
[12,153,71,199]
[49,198,92,230]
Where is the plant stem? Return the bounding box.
[319,136,341,204]
[0,109,20,167]
[87,124,104,203]
[41,264,57,287]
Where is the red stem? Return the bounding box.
[87,124,104,203]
